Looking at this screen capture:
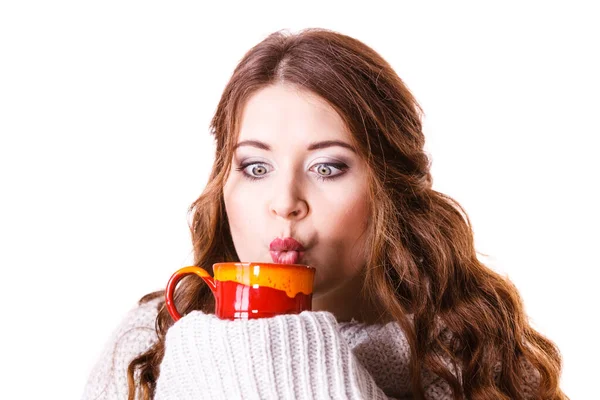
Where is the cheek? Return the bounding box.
[224,184,248,230]
[223,179,264,248]
[224,183,248,259]
[317,189,370,242]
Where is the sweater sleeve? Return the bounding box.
[154,311,400,400]
[81,299,160,400]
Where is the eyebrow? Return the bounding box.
[233,139,355,153]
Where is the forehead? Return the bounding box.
[237,84,350,144]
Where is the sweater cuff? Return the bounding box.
[155,311,389,400]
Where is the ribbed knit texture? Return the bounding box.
[81,299,159,400]
[154,310,394,400]
[82,297,540,400]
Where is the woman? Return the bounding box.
[83,28,567,400]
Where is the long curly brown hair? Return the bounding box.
[127,28,567,399]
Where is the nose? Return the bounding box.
[269,181,309,221]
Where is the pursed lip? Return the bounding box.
[269,237,306,252]
[269,237,306,264]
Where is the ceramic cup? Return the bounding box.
[165,262,316,321]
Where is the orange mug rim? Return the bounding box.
[213,261,315,271]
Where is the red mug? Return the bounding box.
[165,262,316,321]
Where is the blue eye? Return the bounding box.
[249,164,268,176]
[310,163,348,181]
[235,162,348,181]
[236,162,271,181]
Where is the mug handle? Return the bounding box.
[165,266,216,322]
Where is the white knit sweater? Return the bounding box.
[81,297,540,399]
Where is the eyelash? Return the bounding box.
[235,162,349,182]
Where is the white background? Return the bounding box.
[1,1,598,399]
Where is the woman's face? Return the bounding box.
[223,84,371,299]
